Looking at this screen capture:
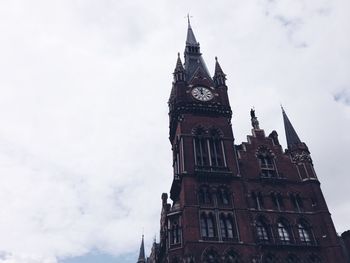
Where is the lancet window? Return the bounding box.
[170,220,181,245]
[298,219,313,245]
[277,219,291,244]
[198,186,212,205]
[255,217,270,243]
[219,213,235,239]
[200,212,217,238]
[193,127,226,169]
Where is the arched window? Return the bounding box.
[208,130,224,167]
[219,213,235,239]
[223,249,241,263]
[298,219,313,245]
[290,193,303,212]
[255,218,269,243]
[277,219,291,244]
[194,128,209,167]
[286,254,300,263]
[257,147,276,178]
[217,187,230,205]
[271,192,284,211]
[170,221,181,244]
[252,191,264,210]
[202,248,220,263]
[200,213,216,238]
[199,186,212,205]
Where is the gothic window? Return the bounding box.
[286,254,300,263]
[219,213,235,239]
[200,212,216,238]
[223,249,241,263]
[277,219,291,244]
[193,127,226,169]
[217,187,230,205]
[199,186,212,205]
[255,218,269,243]
[252,191,264,210]
[208,130,224,167]
[170,221,181,245]
[202,248,220,263]
[271,192,284,211]
[194,128,209,167]
[290,193,303,212]
[257,147,276,178]
[298,219,313,245]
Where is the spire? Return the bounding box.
[282,106,302,149]
[184,19,211,82]
[137,235,146,263]
[213,57,226,86]
[173,53,185,82]
[186,15,198,46]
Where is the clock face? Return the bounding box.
[191,86,214,101]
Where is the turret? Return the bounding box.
[137,235,146,263]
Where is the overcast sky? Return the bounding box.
[0,0,349,262]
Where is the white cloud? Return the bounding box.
[0,0,349,262]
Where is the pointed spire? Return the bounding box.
[184,19,212,82]
[213,57,226,86]
[186,15,198,46]
[282,106,302,149]
[137,235,146,263]
[173,52,185,82]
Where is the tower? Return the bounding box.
[147,21,346,263]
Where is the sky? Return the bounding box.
[0,0,349,262]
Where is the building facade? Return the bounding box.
[139,21,347,263]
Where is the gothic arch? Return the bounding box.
[208,127,224,137]
[223,248,241,263]
[191,125,208,136]
[201,247,220,263]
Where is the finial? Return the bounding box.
[177,52,180,58]
[250,108,260,129]
[187,13,191,27]
[215,56,218,61]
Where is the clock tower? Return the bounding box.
[145,21,347,263]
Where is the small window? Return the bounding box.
[200,213,216,238]
[256,219,269,243]
[257,147,276,178]
[199,186,212,205]
[271,193,284,211]
[277,220,291,244]
[252,192,264,210]
[298,220,313,245]
[291,194,303,212]
[170,221,181,245]
[219,214,235,239]
[217,188,230,205]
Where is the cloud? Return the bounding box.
[334,88,350,105]
[0,0,348,262]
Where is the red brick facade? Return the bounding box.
[145,23,347,263]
